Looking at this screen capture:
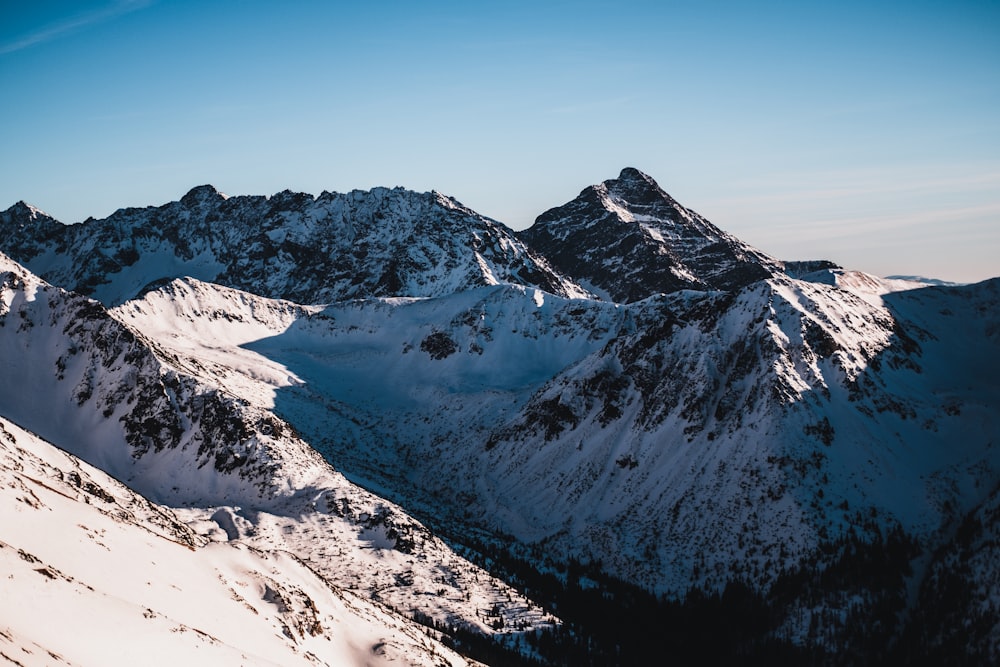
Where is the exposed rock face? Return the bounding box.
[0,201,66,260]
[0,185,590,306]
[519,167,783,302]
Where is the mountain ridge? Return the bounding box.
[0,183,591,307]
[0,250,557,646]
[2,169,999,662]
[0,413,480,666]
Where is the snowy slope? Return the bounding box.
[0,252,556,641]
[0,185,590,306]
[0,250,328,503]
[3,170,1000,660]
[111,258,1000,600]
[109,276,321,410]
[795,265,938,306]
[0,416,473,667]
[111,278,624,516]
[474,276,1000,593]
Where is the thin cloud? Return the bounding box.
[0,1,155,55]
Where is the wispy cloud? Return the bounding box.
[0,1,155,55]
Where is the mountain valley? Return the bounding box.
[1,168,998,664]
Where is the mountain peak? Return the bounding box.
[598,167,680,210]
[1,201,63,261]
[615,166,657,186]
[520,169,782,301]
[180,184,226,207]
[0,181,591,305]
[4,200,51,221]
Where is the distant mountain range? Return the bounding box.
[2,168,997,664]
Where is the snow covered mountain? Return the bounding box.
[518,167,784,302]
[0,251,555,664]
[482,275,1000,590]
[0,416,472,667]
[113,256,999,598]
[2,170,999,662]
[0,184,589,306]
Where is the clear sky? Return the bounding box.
[2,1,998,282]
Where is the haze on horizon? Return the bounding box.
[1,1,997,284]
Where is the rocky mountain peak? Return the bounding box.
[0,201,64,261]
[616,165,651,182]
[602,167,674,206]
[8,200,46,218]
[0,183,591,305]
[519,168,782,302]
[587,167,702,230]
[180,184,226,208]
[2,200,56,225]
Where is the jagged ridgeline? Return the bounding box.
[2,169,999,663]
[0,185,589,306]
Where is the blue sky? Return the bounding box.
[2,1,998,282]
